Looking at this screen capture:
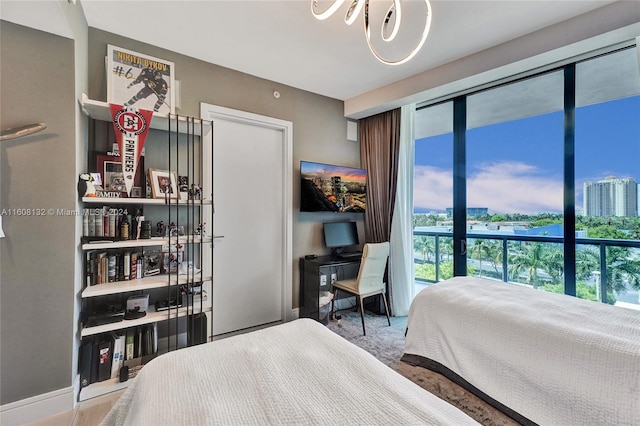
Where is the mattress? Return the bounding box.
[404,276,640,425]
[101,318,478,425]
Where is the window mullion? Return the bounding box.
[564,64,577,297]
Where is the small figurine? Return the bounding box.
[194,222,206,237]
[189,183,201,200]
[156,221,165,237]
[79,173,101,197]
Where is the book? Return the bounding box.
[124,252,131,280]
[110,334,122,379]
[108,255,117,283]
[88,212,96,237]
[90,340,99,384]
[79,341,93,388]
[97,339,112,382]
[130,252,137,280]
[125,329,135,360]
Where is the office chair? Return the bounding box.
[331,242,390,336]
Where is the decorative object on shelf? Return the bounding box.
[125,294,149,320]
[0,122,47,141]
[140,220,152,239]
[95,152,146,198]
[79,173,104,197]
[155,221,165,237]
[178,175,189,200]
[189,183,201,200]
[142,250,162,276]
[194,223,206,238]
[107,45,175,114]
[311,0,433,66]
[162,243,184,273]
[109,105,153,197]
[148,168,178,199]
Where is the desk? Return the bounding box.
[299,255,361,324]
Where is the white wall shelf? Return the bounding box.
[81,303,211,338]
[81,274,212,298]
[82,236,212,250]
[82,197,212,205]
[80,93,210,136]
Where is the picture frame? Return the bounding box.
[148,169,178,199]
[178,175,189,201]
[106,45,175,114]
[94,152,145,198]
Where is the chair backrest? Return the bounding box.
[356,242,390,294]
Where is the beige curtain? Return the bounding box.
[359,109,401,313]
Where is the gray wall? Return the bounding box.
[0,22,77,404]
[0,23,361,406]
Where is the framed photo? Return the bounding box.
[94,152,145,198]
[106,45,175,114]
[149,169,178,199]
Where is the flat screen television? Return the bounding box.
[323,221,359,256]
[300,161,366,213]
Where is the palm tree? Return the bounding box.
[413,236,434,263]
[469,239,484,277]
[508,242,547,288]
[483,240,503,277]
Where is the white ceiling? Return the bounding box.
[0,0,620,101]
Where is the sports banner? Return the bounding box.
[109,104,154,196]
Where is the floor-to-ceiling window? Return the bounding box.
[413,43,640,309]
[575,48,640,307]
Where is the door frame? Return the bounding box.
[200,103,294,324]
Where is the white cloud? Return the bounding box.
[414,161,563,214]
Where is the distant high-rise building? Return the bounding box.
[583,176,638,217]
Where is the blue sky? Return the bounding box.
[414,95,640,214]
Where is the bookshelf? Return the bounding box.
[77,95,213,401]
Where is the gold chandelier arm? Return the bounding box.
[365,0,432,65]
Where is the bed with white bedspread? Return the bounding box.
[403,276,640,426]
[101,318,478,425]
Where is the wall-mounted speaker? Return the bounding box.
[347,120,358,142]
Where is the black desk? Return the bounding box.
[299,255,361,324]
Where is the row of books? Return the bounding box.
[82,207,142,240]
[79,324,157,387]
[85,249,148,285]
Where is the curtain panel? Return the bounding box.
[359,108,401,313]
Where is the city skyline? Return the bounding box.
[414,95,640,215]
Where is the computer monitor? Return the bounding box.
[323,222,359,256]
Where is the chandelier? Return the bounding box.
[311,0,432,65]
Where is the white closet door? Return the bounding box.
[201,104,292,337]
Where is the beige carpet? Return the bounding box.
[326,310,520,426]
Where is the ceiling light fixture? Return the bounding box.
[312,0,432,65]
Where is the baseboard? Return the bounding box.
[288,308,299,321]
[0,386,74,425]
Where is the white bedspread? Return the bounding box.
[102,318,477,425]
[405,276,640,426]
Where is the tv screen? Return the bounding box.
[300,161,366,212]
[323,221,359,249]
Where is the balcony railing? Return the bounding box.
[413,229,640,308]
